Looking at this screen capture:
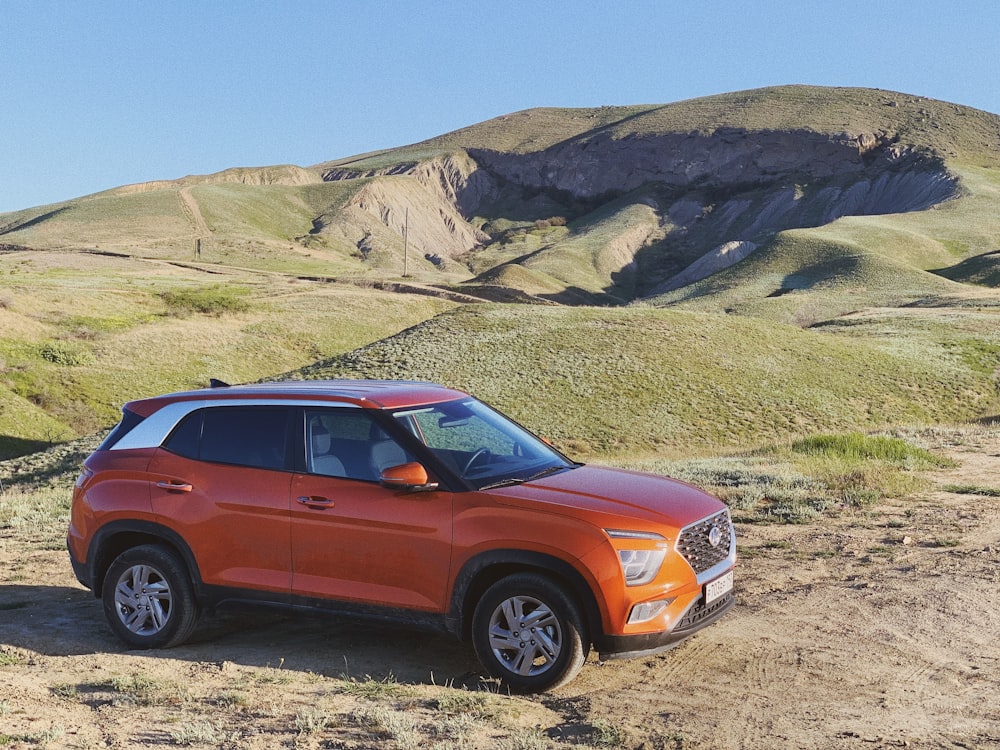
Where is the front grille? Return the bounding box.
[676,509,733,574]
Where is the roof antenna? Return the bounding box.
[209,378,230,388]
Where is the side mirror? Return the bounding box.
[380,462,438,492]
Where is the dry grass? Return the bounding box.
[0,251,454,458]
[296,303,999,456]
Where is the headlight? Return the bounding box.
[616,548,667,586]
[606,529,668,586]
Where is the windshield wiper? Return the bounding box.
[524,465,572,482]
[479,464,575,491]
[479,477,527,490]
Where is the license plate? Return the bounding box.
[704,570,734,605]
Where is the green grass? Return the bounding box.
[158,284,253,316]
[790,433,952,467]
[938,250,1000,287]
[645,163,1000,322]
[0,486,71,548]
[510,199,660,304]
[0,650,26,666]
[337,673,411,701]
[194,181,350,232]
[296,304,998,456]
[0,253,455,459]
[647,228,968,323]
[613,431,953,523]
[944,484,1000,497]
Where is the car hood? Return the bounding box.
[490,464,726,533]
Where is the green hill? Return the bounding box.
[0,250,454,459]
[2,85,1000,461]
[291,304,999,456]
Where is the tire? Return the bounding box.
[471,572,589,692]
[102,544,200,649]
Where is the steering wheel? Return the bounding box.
[462,447,492,476]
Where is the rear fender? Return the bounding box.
[85,520,204,599]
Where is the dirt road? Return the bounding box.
[1,429,998,748]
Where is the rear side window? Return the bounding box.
[163,411,203,459]
[97,408,146,451]
[163,406,293,471]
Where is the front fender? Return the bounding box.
[446,548,605,644]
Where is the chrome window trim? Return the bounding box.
[109,398,362,451]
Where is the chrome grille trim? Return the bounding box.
[676,509,735,579]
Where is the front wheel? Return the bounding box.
[472,572,589,692]
[102,544,199,649]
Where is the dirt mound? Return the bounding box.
[113,165,323,194]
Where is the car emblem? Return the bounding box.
[708,526,722,548]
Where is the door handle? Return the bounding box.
[297,495,335,509]
[156,480,193,493]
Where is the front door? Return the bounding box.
[289,408,453,611]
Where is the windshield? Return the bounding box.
[392,398,575,489]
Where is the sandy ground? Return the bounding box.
[1,430,998,749]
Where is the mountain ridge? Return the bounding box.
[2,84,999,312]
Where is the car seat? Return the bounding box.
[309,421,346,477]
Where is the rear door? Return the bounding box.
[289,407,454,612]
[147,405,294,597]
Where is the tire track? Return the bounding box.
[179,187,210,239]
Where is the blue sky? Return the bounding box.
[2,1,998,213]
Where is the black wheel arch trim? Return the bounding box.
[84,520,205,600]
[447,549,603,645]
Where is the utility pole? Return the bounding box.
[402,207,409,277]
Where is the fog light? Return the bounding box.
[628,598,674,625]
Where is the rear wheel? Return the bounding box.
[472,572,588,692]
[102,545,199,649]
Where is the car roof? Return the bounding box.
[125,379,470,416]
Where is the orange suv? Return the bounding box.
[68,380,735,691]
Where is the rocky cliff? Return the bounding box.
[319,117,960,296]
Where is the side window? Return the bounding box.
[164,406,292,471]
[305,409,413,481]
[97,408,146,451]
[163,411,203,459]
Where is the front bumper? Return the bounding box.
[596,590,735,661]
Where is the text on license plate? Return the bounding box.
[704,570,734,605]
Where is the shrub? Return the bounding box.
[532,217,568,230]
[159,285,252,316]
[39,340,94,366]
